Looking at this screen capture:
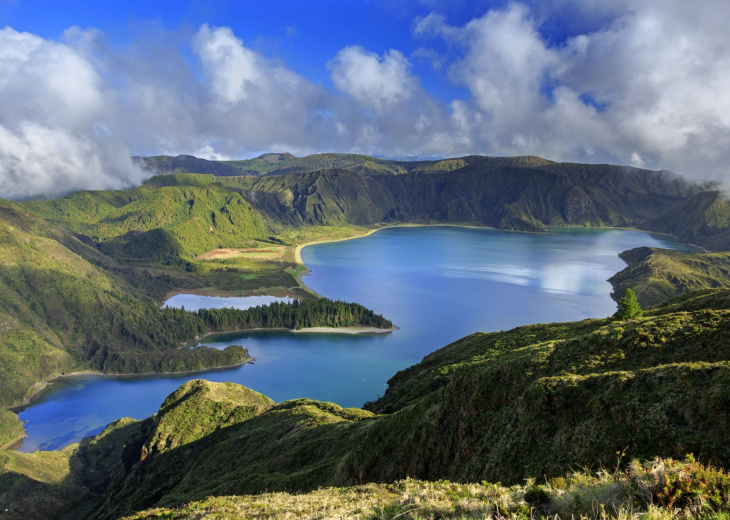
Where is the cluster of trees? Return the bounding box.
[90,298,391,375]
[111,298,392,352]
[195,298,393,331]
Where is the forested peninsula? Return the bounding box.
[3,152,730,411]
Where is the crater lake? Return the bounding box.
[16,226,694,451]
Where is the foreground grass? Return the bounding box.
[123,457,730,520]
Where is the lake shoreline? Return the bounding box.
[183,324,398,347]
[9,356,256,416]
[12,224,696,452]
[293,222,498,267]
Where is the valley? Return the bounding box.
[2,152,730,519]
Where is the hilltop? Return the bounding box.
[2,288,730,518]
[609,247,730,307]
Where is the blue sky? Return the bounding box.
[0,0,604,101]
[0,0,501,101]
[0,0,729,198]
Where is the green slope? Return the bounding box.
[119,459,730,520]
[647,191,730,250]
[0,201,391,412]
[235,165,697,234]
[610,247,730,307]
[3,289,730,518]
[20,179,278,262]
[129,153,730,250]
[19,154,729,252]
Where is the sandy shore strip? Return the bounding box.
[293,223,500,266]
[293,227,383,266]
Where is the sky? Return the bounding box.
[1,0,729,199]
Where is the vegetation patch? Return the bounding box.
[117,458,730,520]
[610,247,730,307]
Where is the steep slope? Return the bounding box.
[647,191,730,250]
[132,153,725,248]
[22,154,728,250]
[0,203,255,407]
[609,247,730,307]
[4,290,727,518]
[21,178,278,261]
[240,165,696,234]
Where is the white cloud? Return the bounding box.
[416,0,730,181]
[328,46,416,112]
[193,24,267,105]
[557,0,730,180]
[0,122,143,199]
[3,2,730,199]
[0,27,143,199]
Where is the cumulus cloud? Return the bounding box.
[416,0,730,181]
[2,1,730,199]
[0,27,143,199]
[328,46,416,112]
[0,123,144,200]
[192,24,333,150]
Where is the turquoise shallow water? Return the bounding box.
[15,226,693,451]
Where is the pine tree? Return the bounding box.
[614,288,642,320]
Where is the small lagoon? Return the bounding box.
[16,226,695,451]
[163,293,295,311]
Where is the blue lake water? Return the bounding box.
[16,226,694,451]
[163,294,294,310]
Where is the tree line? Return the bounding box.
[195,298,393,331]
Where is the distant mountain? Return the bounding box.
[151,152,561,177]
[24,153,730,252]
[240,162,707,237]
[134,154,251,177]
[251,152,296,163]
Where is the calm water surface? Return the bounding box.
[163,293,294,310]
[17,227,693,451]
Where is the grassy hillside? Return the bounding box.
[20,179,278,262]
[3,289,730,518]
[19,154,729,253]
[233,165,699,234]
[648,191,730,251]
[610,247,730,307]
[127,153,730,251]
[119,458,730,520]
[0,200,392,414]
[0,411,24,450]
